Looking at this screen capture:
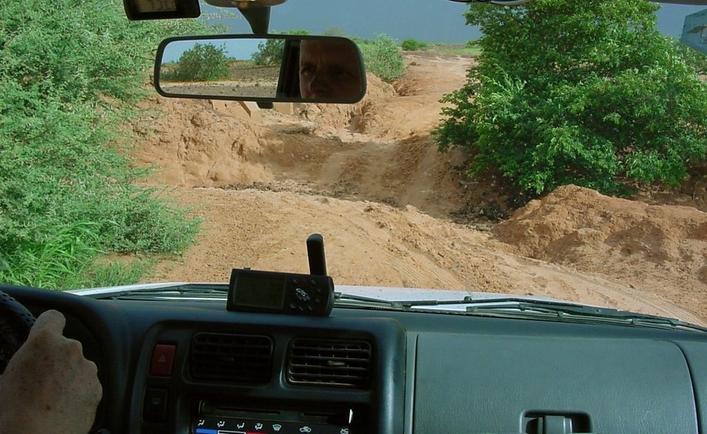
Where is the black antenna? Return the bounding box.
[306,234,327,276]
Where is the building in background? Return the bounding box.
[681,8,707,54]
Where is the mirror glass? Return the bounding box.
[156,36,367,103]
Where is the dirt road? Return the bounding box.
[135,53,707,325]
[161,80,278,98]
[148,187,704,325]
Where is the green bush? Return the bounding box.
[677,43,707,74]
[174,43,230,81]
[0,0,206,288]
[435,0,707,196]
[359,35,406,82]
[401,39,428,51]
[252,30,310,66]
[252,39,286,66]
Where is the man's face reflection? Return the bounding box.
[299,39,363,100]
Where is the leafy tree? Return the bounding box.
[174,43,230,81]
[436,0,707,196]
[402,39,428,51]
[252,30,310,66]
[359,35,405,82]
[252,39,286,66]
[677,42,707,74]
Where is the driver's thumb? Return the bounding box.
[29,310,66,337]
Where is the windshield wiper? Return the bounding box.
[333,292,478,309]
[334,293,707,333]
[334,293,598,310]
[91,287,705,333]
[92,284,229,300]
[462,298,707,332]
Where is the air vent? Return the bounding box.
[287,338,372,388]
[190,333,273,384]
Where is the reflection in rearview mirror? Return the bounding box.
[155,35,367,104]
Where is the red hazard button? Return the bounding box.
[150,344,176,377]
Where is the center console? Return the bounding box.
[126,235,405,434]
[128,314,405,434]
[193,401,358,434]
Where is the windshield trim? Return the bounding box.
[72,282,706,333]
[70,282,562,306]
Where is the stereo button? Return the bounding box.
[143,388,168,422]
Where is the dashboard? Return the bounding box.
[2,284,706,434]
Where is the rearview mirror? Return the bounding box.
[155,35,367,104]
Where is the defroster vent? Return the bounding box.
[287,338,372,388]
[190,333,273,384]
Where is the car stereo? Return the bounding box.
[194,415,351,434]
[193,401,357,434]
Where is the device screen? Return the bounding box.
[232,273,287,309]
[134,0,178,13]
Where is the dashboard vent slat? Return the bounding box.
[190,333,273,384]
[287,338,372,389]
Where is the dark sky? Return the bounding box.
[203,1,706,42]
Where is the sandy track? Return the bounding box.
[149,187,705,326]
[135,53,707,326]
[162,80,278,98]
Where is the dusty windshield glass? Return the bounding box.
[1,0,705,326]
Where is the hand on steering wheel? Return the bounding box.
[0,292,103,434]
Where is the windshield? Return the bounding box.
[1,0,705,327]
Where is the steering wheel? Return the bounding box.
[0,291,35,374]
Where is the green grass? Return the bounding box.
[395,37,483,57]
[74,258,155,289]
[0,0,207,290]
[0,222,155,289]
[0,185,198,289]
[0,222,101,289]
[421,43,482,58]
[2,234,155,290]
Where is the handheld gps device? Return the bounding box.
[227,234,335,316]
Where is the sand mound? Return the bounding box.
[353,54,474,139]
[495,185,707,317]
[132,92,472,216]
[294,73,397,135]
[135,54,707,326]
[131,59,481,218]
[149,187,705,325]
[295,54,474,140]
[132,97,272,187]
